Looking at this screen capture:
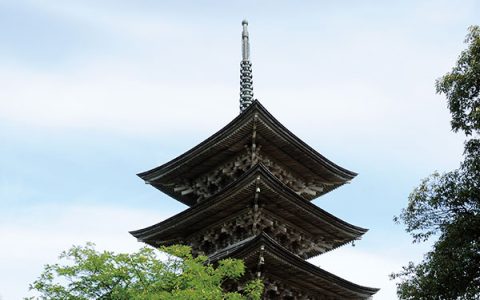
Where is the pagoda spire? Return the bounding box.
[240,20,254,112]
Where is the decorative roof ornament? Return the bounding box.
[240,20,254,112]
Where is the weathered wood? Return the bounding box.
[181,208,338,259]
[171,143,331,204]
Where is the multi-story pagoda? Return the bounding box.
[131,21,379,299]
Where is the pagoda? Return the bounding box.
[131,21,379,299]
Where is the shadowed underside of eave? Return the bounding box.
[211,233,379,299]
[130,164,367,258]
[137,100,357,206]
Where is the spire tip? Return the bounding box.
[239,20,253,112]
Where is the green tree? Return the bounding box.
[391,26,480,299]
[436,25,480,136]
[27,243,263,300]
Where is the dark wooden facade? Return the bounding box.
[131,101,379,299]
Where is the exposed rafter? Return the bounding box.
[138,101,357,206]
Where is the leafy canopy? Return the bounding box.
[391,140,480,299]
[436,25,480,136]
[27,243,263,300]
[392,26,480,300]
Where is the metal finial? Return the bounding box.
[240,20,254,112]
[242,20,250,60]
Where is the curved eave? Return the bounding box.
[130,164,366,246]
[212,233,379,298]
[253,100,357,180]
[137,103,255,181]
[137,101,357,205]
[130,167,256,241]
[258,164,367,237]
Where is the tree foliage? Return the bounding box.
[392,140,480,299]
[436,25,480,136]
[26,243,263,300]
[392,26,480,300]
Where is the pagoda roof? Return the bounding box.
[130,164,366,256]
[137,100,357,206]
[211,233,379,299]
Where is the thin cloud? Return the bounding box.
[0,203,169,299]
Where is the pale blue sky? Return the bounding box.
[1,1,479,299]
